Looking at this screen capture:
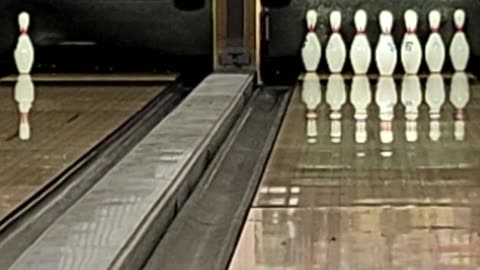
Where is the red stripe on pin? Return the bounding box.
[20,113,28,122]
[456,111,465,120]
[307,111,317,119]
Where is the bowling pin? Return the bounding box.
[376,76,397,144]
[401,75,422,142]
[425,10,445,73]
[326,10,347,73]
[326,74,346,143]
[375,10,397,76]
[14,12,34,74]
[450,72,470,140]
[351,76,371,143]
[401,9,422,74]
[14,74,35,140]
[425,74,445,141]
[449,9,470,71]
[302,10,322,72]
[350,9,371,74]
[302,73,321,143]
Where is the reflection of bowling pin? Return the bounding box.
[326,74,346,143]
[376,76,397,143]
[326,10,347,73]
[449,9,470,71]
[350,9,371,74]
[450,72,470,140]
[302,10,322,72]
[401,75,422,142]
[425,74,445,141]
[375,10,397,76]
[302,73,321,143]
[14,74,35,140]
[351,76,371,143]
[401,9,422,74]
[425,10,445,73]
[14,12,35,74]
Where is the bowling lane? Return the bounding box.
[229,73,480,269]
[0,76,173,223]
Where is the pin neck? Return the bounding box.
[20,113,29,121]
[431,28,439,33]
[308,26,315,33]
[20,29,28,35]
[456,27,464,33]
[406,28,416,34]
[381,121,392,130]
[306,110,317,118]
[456,110,465,120]
[357,29,366,34]
[332,28,340,33]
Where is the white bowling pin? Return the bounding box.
[14,74,35,140]
[14,12,35,74]
[351,76,371,143]
[302,10,322,72]
[375,10,397,76]
[326,11,347,73]
[425,74,445,141]
[450,72,470,140]
[449,9,470,71]
[376,76,397,143]
[425,10,445,72]
[401,9,422,74]
[326,74,346,143]
[401,75,422,142]
[350,9,371,74]
[302,73,321,143]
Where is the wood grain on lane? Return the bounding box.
[230,75,480,269]
[0,81,168,221]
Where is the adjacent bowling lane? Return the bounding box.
[229,73,480,269]
[0,74,174,223]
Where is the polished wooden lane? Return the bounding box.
[0,79,169,222]
[230,73,480,269]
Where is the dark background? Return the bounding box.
[1,0,479,80]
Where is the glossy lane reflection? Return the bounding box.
[302,73,321,144]
[425,74,446,141]
[376,76,397,145]
[351,75,371,144]
[0,79,167,222]
[231,73,479,269]
[326,74,346,143]
[450,72,470,141]
[401,75,421,142]
[14,74,35,140]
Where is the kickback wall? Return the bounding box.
[263,0,480,58]
[0,0,212,59]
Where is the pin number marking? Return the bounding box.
[388,42,395,52]
[405,41,414,51]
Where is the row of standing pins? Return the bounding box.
[13,11,35,141]
[301,8,470,75]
